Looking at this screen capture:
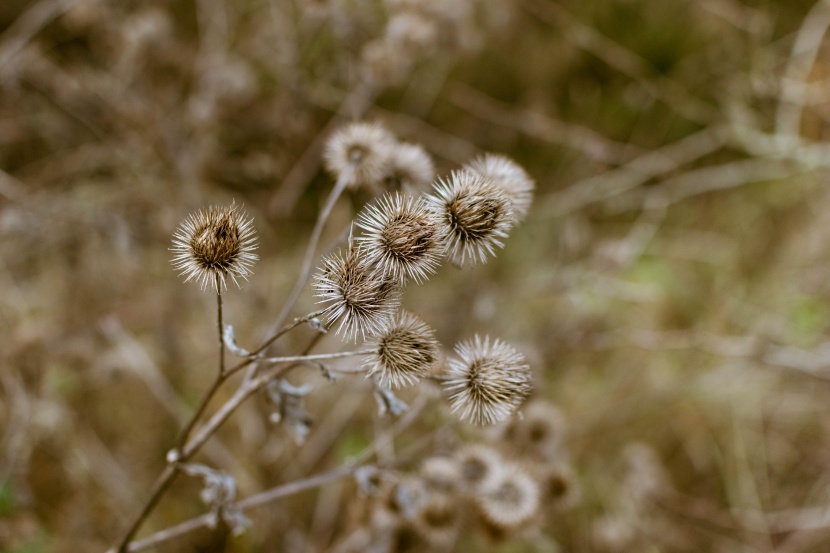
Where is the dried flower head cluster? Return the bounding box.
[356,193,443,284]
[171,203,258,292]
[362,0,479,86]
[322,121,437,195]
[358,430,577,549]
[427,170,515,266]
[443,335,532,425]
[323,122,396,189]
[465,153,535,222]
[313,242,400,341]
[365,310,439,388]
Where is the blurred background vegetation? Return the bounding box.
[4,0,830,551]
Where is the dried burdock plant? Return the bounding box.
[356,193,443,284]
[323,121,396,190]
[443,335,532,425]
[465,153,535,222]
[475,464,540,533]
[115,116,539,553]
[379,142,436,195]
[170,202,258,292]
[313,240,401,342]
[364,310,439,388]
[427,169,514,266]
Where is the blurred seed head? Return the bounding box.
[379,142,435,195]
[443,336,532,425]
[356,193,443,284]
[323,121,396,189]
[592,514,638,552]
[502,400,568,462]
[386,12,439,51]
[427,170,514,266]
[385,476,426,520]
[419,456,462,495]
[411,493,460,548]
[622,442,670,503]
[361,39,412,86]
[313,241,401,342]
[454,444,503,492]
[475,464,540,532]
[465,153,535,222]
[171,203,258,292]
[534,462,580,510]
[365,310,439,388]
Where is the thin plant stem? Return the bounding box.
[269,161,357,344]
[182,332,326,459]
[113,309,327,552]
[114,163,348,550]
[217,276,225,375]
[245,309,327,363]
[175,280,230,448]
[125,386,429,552]
[126,465,362,552]
[113,464,178,553]
[257,349,373,364]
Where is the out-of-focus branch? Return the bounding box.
[447,82,640,164]
[540,126,727,217]
[523,0,717,125]
[776,0,830,137]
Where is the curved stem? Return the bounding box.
[182,331,326,461]
[115,281,227,552]
[269,162,356,343]
[125,385,429,552]
[217,277,225,376]
[126,465,360,552]
[115,310,330,553]
[257,349,373,364]
[114,464,178,552]
[242,309,327,365]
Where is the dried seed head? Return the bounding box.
[365,310,439,388]
[419,456,462,495]
[454,444,503,493]
[313,241,401,342]
[171,203,258,292]
[475,464,540,531]
[465,153,535,222]
[411,494,460,548]
[535,463,580,510]
[503,400,568,462]
[385,476,426,520]
[361,39,412,87]
[443,336,532,425]
[427,170,514,266]
[379,142,435,195]
[323,121,396,189]
[356,193,443,284]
